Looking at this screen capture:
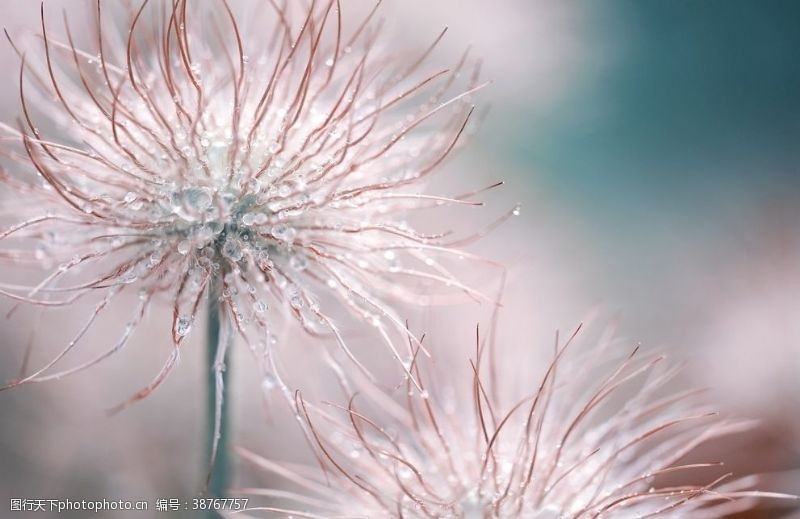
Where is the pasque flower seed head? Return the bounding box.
[0,1,506,402]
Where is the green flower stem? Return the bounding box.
[206,279,230,516]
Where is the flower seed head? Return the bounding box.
[0,0,503,399]
[239,324,791,518]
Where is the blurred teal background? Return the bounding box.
[493,0,800,342]
[513,0,799,215]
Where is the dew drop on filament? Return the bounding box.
[222,236,244,261]
[176,317,192,337]
[289,254,308,271]
[289,292,304,310]
[177,240,192,255]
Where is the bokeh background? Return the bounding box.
[0,0,798,517]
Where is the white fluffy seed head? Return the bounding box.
[0,1,504,398]
[239,324,790,518]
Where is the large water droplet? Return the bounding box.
[176,317,192,337]
[177,240,192,255]
[197,226,214,242]
[172,186,213,222]
[247,178,261,194]
[241,213,256,226]
[271,224,297,243]
[222,236,244,262]
[289,290,304,310]
[289,254,308,271]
